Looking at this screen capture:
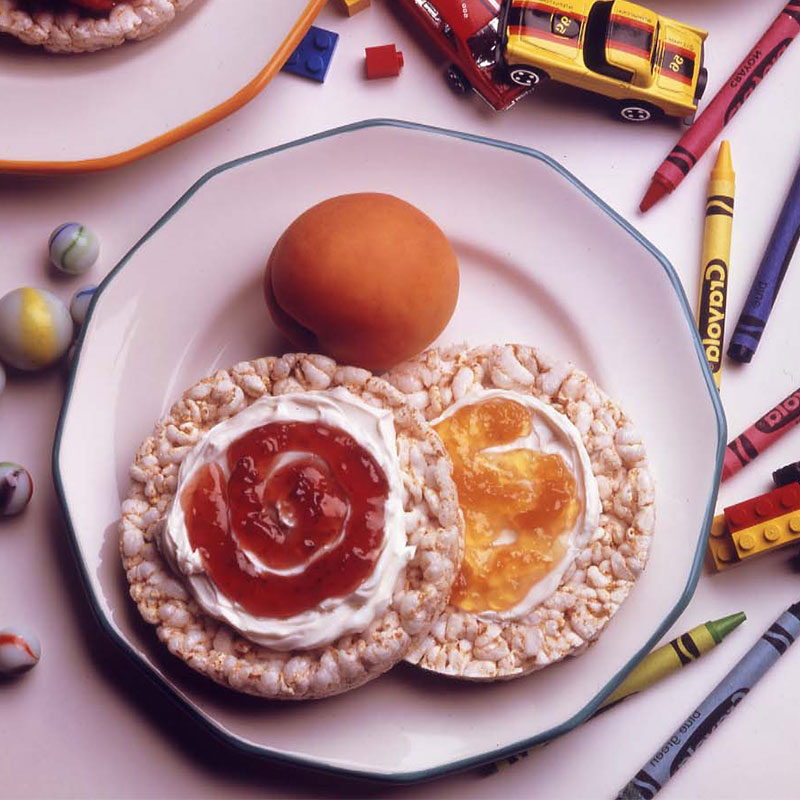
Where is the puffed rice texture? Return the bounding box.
[0,0,194,53]
[384,343,655,681]
[120,354,464,700]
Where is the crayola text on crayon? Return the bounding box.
[758,389,800,432]
[696,142,735,388]
[698,260,728,373]
[729,51,761,88]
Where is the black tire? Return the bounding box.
[695,67,708,102]
[445,65,470,95]
[507,65,547,88]
[616,101,659,123]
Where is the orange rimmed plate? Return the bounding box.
[0,0,325,175]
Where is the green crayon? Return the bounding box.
[488,612,746,775]
[600,612,746,710]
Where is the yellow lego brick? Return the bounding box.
[707,513,740,572]
[338,0,370,16]
[732,509,800,560]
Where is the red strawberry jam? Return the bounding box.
[182,421,389,619]
[22,0,117,13]
[72,0,116,10]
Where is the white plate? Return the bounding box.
[53,119,725,781]
[0,0,324,172]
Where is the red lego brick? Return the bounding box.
[723,482,800,534]
[365,44,404,79]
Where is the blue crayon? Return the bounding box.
[617,601,800,800]
[729,160,800,363]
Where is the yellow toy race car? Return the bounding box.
[501,0,707,122]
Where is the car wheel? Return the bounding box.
[617,101,658,123]
[445,65,470,95]
[695,67,708,102]
[507,65,547,88]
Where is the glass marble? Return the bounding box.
[0,287,73,371]
[49,222,99,275]
[0,627,41,675]
[0,462,33,516]
[69,284,98,327]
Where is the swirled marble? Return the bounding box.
[0,462,33,517]
[0,627,41,675]
[0,288,73,371]
[69,285,98,327]
[49,223,99,276]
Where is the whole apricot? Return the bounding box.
[264,193,459,372]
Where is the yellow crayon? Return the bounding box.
[697,141,735,389]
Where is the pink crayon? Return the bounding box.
[723,385,800,481]
[641,0,800,212]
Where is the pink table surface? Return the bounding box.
[3,1,800,798]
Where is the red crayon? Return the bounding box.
[723,385,800,481]
[641,0,800,212]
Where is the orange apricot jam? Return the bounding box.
[182,421,388,619]
[434,397,580,613]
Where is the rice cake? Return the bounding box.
[384,343,654,680]
[120,353,463,700]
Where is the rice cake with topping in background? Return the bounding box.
[0,0,196,53]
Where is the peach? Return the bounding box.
[264,193,459,373]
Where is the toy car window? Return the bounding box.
[583,1,633,82]
[467,21,500,67]
[505,5,551,37]
[608,13,655,60]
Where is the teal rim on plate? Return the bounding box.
[52,118,727,784]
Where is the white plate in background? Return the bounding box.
[0,0,324,172]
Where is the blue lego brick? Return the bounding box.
[281,25,339,83]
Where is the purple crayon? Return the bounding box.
[729,157,800,362]
[774,459,800,487]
